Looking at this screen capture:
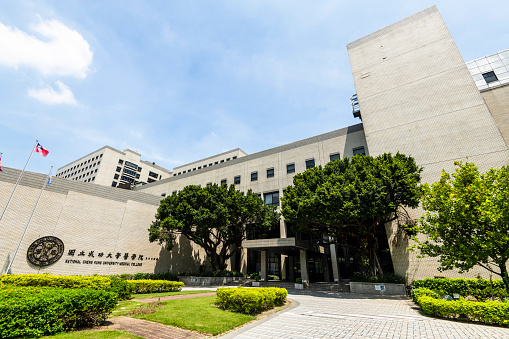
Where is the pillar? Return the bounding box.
[330,244,340,282]
[281,255,287,280]
[299,249,309,283]
[288,256,295,282]
[260,250,268,281]
[280,219,287,238]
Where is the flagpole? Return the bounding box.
[4,166,53,275]
[0,140,39,223]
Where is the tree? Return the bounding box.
[281,152,422,276]
[411,161,509,294]
[149,184,279,271]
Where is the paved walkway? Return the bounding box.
[106,316,206,339]
[221,290,509,338]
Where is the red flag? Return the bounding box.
[34,143,49,157]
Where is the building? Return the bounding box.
[2,6,509,282]
[55,146,172,188]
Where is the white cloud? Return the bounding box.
[28,81,77,105]
[0,19,92,78]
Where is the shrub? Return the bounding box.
[352,272,405,284]
[0,274,132,300]
[0,286,117,338]
[415,294,509,326]
[116,272,178,281]
[411,287,439,303]
[412,278,508,301]
[177,270,243,277]
[128,280,184,294]
[216,287,287,314]
[268,275,280,281]
[296,278,302,284]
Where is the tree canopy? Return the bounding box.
[411,161,509,293]
[281,152,422,276]
[149,184,279,271]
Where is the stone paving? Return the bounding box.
[106,316,206,339]
[221,290,509,339]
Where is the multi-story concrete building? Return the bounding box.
[2,6,509,283]
[55,146,172,188]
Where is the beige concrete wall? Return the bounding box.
[482,84,509,146]
[347,6,509,282]
[0,167,203,276]
[138,125,367,200]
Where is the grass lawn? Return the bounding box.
[131,289,212,299]
[130,296,254,335]
[40,330,144,339]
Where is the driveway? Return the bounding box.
[218,290,509,338]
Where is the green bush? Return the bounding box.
[412,288,509,326]
[128,280,184,293]
[0,286,117,338]
[216,287,287,314]
[412,278,508,301]
[268,275,280,281]
[352,272,405,284]
[177,270,243,277]
[0,274,132,300]
[116,272,178,281]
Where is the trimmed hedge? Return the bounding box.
[116,272,178,281]
[413,278,508,301]
[0,286,117,338]
[216,287,287,314]
[412,287,509,326]
[128,280,184,293]
[0,274,132,300]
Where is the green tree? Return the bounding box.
[281,152,422,276]
[149,184,279,271]
[411,161,509,293]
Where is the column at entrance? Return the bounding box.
[330,244,340,282]
[260,250,268,281]
[299,249,309,283]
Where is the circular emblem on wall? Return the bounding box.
[27,236,64,267]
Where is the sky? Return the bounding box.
[0,1,508,175]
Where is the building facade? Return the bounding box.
[55,146,172,187]
[2,6,509,282]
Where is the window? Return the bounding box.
[173,174,177,176]
[149,171,158,178]
[183,171,186,174]
[95,169,98,173]
[137,167,142,172]
[482,71,498,84]
[114,174,119,180]
[97,161,100,165]
[286,163,295,174]
[193,168,196,171]
[121,175,135,183]
[215,161,218,165]
[267,168,274,178]
[178,172,181,175]
[147,178,156,183]
[112,181,117,187]
[92,177,95,181]
[353,147,365,156]
[221,179,227,185]
[203,164,207,168]
[233,156,237,159]
[198,166,201,169]
[226,158,230,161]
[125,161,138,170]
[100,154,103,158]
[118,159,123,165]
[206,182,212,187]
[251,172,258,181]
[172,190,178,195]
[135,174,140,179]
[306,159,315,169]
[234,176,241,184]
[161,193,166,197]
[220,160,224,163]
[123,168,137,176]
[264,191,280,206]
[116,167,121,172]
[330,153,340,162]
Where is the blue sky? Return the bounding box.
[0,1,508,175]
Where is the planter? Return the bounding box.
[178,276,244,286]
[349,282,406,295]
[294,283,304,289]
[252,281,261,287]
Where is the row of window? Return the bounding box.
[56,154,103,179]
[173,156,239,176]
[162,147,365,198]
[65,168,99,181]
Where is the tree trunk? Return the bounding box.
[499,262,509,295]
[367,232,383,276]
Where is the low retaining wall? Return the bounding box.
[178,276,244,286]
[349,282,406,295]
